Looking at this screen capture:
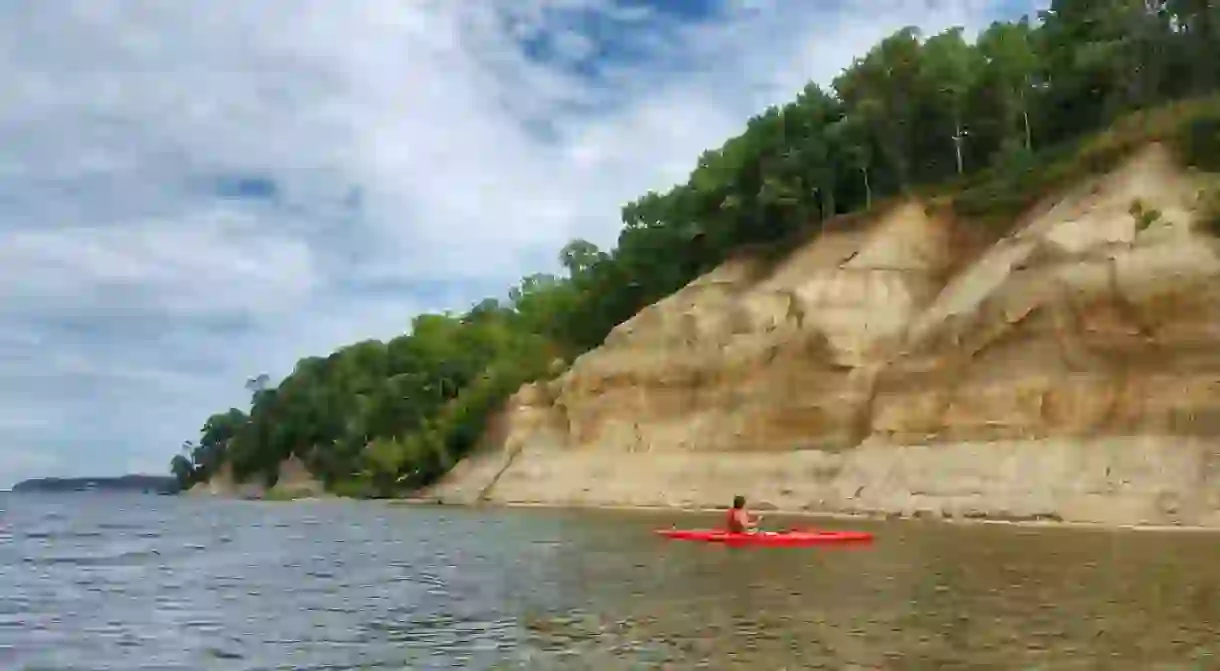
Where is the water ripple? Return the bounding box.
[3,494,1220,668]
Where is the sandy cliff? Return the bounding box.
[186,455,325,500]
[433,144,1220,527]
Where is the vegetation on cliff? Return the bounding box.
[170,1,1220,498]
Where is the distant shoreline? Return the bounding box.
[11,475,178,495]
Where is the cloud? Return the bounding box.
[0,0,1042,486]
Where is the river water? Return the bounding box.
[2,494,1219,669]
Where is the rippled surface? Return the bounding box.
[3,494,1220,669]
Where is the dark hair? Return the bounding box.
[732,495,745,509]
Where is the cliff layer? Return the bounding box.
[186,455,325,500]
[433,144,1220,527]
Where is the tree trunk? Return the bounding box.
[1022,108,1032,152]
[861,167,872,210]
[953,119,964,176]
[1020,86,1032,152]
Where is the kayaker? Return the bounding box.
[726,495,763,533]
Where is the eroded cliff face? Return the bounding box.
[433,144,1220,527]
[186,455,325,500]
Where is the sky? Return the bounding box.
[0,0,1044,487]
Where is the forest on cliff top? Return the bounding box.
[170,1,1220,498]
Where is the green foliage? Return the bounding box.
[952,97,1220,226]
[1129,199,1163,232]
[1176,116,1220,172]
[170,2,1220,497]
[327,477,377,499]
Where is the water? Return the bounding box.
[2,495,1220,670]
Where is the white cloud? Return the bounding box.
[0,0,1042,486]
[0,210,317,319]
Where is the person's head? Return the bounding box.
[732,495,746,509]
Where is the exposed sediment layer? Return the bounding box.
[432,145,1220,527]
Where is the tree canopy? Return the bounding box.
[170,2,1220,497]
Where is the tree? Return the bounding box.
[978,18,1040,152]
[169,454,194,488]
[828,110,875,209]
[1035,0,1158,139]
[835,27,925,190]
[1168,0,1220,93]
[558,239,605,277]
[921,27,984,175]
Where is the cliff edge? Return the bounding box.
[432,144,1220,527]
[185,455,325,500]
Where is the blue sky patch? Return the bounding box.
[212,174,280,202]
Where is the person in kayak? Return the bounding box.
[726,495,763,533]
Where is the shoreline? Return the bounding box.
[185,491,1220,533]
[387,497,1220,534]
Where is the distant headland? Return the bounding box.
[11,475,179,495]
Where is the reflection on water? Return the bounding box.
[1,493,1219,669]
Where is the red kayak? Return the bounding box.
[655,528,873,546]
